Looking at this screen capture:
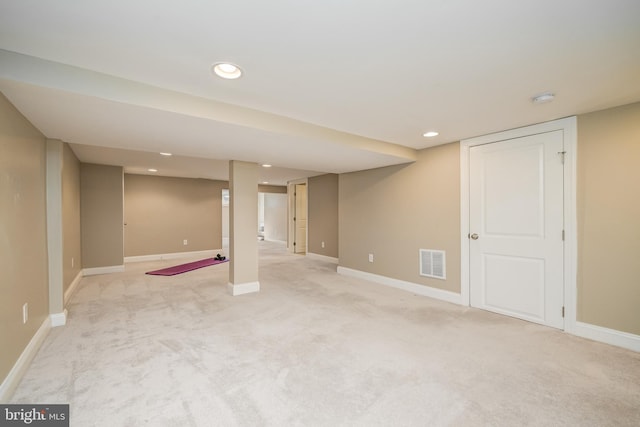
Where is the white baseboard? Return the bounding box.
[337,266,463,306]
[227,281,260,296]
[82,265,125,276]
[0,317,51,402]
[50,310,67,327]
[307,252,339,264]
[572,321,640,352]
[124,249,221,263]
[64,271,83,305]
[264,238,287,244]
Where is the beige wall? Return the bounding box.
[577,102,640,335]
[124,174,225,257]
[339,143,461,292]
[308,174,339,258]
[0,93,49,383]
[80,163,124,268]
[62,143,81,290]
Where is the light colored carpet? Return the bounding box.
[10,241,640,426]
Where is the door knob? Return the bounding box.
[470,233,479,240]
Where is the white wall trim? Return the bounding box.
[562,117,579,335]
[64,271,83,306]
[0,317,51,402]
[50,310,68,327]
[227,281,260,296]
[287,178,307,254]
[337,266,462,305]
[573,322,640,353]
[460,117,578,331]
[307,252,339,264]
[82,265,125,276]
[46,139,65,317]
[124,249,220,263]
[264,238,287,244]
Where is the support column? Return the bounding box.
[46,139,66,326]
[227,161,260,296]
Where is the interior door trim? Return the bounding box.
[287,178,308,254]
[460,117,577,333]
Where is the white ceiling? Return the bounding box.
[1,0,639,184]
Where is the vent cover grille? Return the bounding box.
[420,249,446,280]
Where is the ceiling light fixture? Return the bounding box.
[262,181,269,184]
[212,62,243,79]
[423,131,439,137]
[261,164,272,168]
[159,152,172,156]
[532,92,555,104]
[148,168,158,172]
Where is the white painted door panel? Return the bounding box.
[470,131,564,329]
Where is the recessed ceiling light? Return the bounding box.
[159,152,172,156]
[261,164,272,168]
[262,181,269,184]
[148,168,158,172]
[532,92,555,104]
[212,62,243,79]
[423,131,439,137]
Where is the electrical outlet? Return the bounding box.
[368,253,374,263]
[321,241,325,248]
[22,303,28,324]
[183,239,188,246]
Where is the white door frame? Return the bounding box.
[287,178,308,254]
[460,117,577,333]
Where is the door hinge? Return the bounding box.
[562,306,565,318]
[562,230,565,241]
[558,151,566,164]
[293,242,296,246]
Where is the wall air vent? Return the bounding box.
[420,249,446,280]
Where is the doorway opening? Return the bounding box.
[222,188,288,252]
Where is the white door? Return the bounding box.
[469,130,565,329]
[294,184,307,254]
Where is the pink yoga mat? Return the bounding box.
[146,258,228,276]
